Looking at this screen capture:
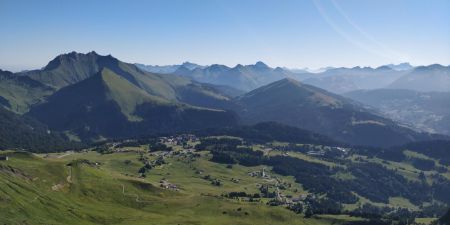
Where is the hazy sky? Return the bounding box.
[1,0,449,71]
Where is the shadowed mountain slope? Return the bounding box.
[233,78,439,147]
[28,68,238,140]
[0,106,76,152]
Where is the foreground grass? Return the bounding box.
[0,151,359,225]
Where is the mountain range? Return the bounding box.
[139,60,316,91]
[28,68,239,140]
[135,61,204,74]
[231,78,438,147]
[290,63,449,93]
[172,61,304,91]
[140,61,449,94]
[301,66,410,93]
[2,52,239,141]
[0,51,448,148]
[388,64,450,92]
[385,62,414,71]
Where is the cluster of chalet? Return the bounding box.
[306,149,326,156]
[307,146,349,156]
[159,179,179,191]
[258,142,351,158]
[159,134,199,146]
[282,193,313,205]
[246,167,318,207]
[248,167,270,179]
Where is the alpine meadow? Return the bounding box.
[1,1,450,225]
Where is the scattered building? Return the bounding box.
[248,167,270,178]
[306,150,325,156]
[160,134,199,146]
[230,178,240,183]
[159,179,179,191]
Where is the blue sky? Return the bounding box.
[0,0,449,71]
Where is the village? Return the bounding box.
[86,133,324,210]
[159,137,317,209]
[85,133,349,207]
[0,132,439,224]
[6,133,350,213]
[246,166,312,207]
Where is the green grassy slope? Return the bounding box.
[101,68,171,121]
[2,135,448,224]
[21,52,233,110]
[0,69,54,114]
[0,151,353,225]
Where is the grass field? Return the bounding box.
[0,150,363,225]
[2,138,447,225]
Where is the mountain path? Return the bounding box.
[120,184,154,204]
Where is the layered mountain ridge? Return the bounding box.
[232,78,440,147]
[28,68,238,140]
[0,52,240,142]
[0,51,447,148]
